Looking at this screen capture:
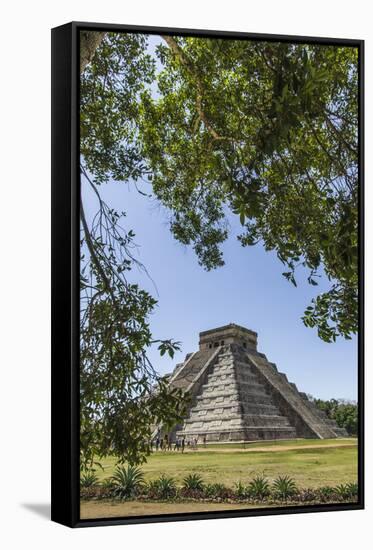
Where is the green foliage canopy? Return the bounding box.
[138,36,358,343]
[80,33,187,469]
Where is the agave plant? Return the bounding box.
[80,471,99,488]
[316,485,336,502]
[182,473,205,492]
[150,475,177,499]
[111,465,144,499]
[335,482,358,500]
[234,481,249,499]
[347,482,359,498]
[204,483,229,499]
[247,474,271,500]
[272,475,297,500]
[99,477,116,497]
[100,477,115,490]
[145,479,159,498]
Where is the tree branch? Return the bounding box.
[80,194,112,295]
[161,35,233,142]
[80,31,106,73]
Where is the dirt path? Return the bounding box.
[80,500,268,519]
[190,442,357,453]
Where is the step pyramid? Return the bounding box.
[166,324,347,443]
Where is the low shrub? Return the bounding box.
[182,473,205,492]
[335,482,358,500]
[247,474,271,500]
[234,481,250,500]
[100,478,115,491]
[146,475,177,499]
[315,486,337,503]
[181,473,205,497]
[204,483,231,500]
[80,471,99,489]
[293,488,318,503]
[111,465,144,500]
[98,478,116,498]
[272,476,297,500]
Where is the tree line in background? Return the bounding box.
[311,397,358,436]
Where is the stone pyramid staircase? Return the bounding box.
[177,345,298,442]
[245,350,348,439]
[161,324,348,443]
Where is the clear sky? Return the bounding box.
[82,178,358,402]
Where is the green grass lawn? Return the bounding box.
[93,438,357,489]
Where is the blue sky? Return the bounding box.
[82,178,358,402]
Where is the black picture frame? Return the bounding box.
[51,21,365,528]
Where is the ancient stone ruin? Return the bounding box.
[164,324,347,442]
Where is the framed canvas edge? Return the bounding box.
[51,22,80,528]
[51,21,365,528]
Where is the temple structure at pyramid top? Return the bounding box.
[199,324,258,351]
[161,323,347,443]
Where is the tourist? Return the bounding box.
[155,437,160,451]
[181,437,185,453]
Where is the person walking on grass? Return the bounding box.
[181,437,185,453]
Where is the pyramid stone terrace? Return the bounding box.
[165,324,347,443]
